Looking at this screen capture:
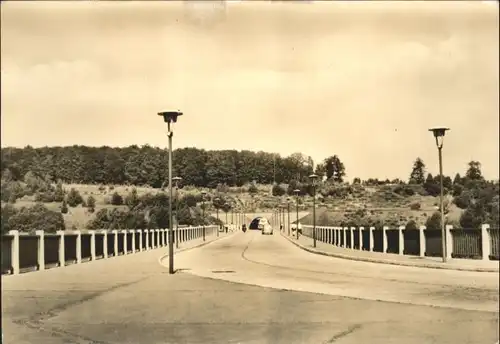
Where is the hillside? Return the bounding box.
[1,146,498,232]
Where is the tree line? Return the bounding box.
[0,145,347,188]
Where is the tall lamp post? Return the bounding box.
[294,189,300,239]
[282,204,286,231]
[224,202,229,232]
[214,197,220,237]
[287,197,291,236]
[309,174,318,248]
[278,206,281,230]
[158,110,183,275]
[201,190,207,241]
[429,127,450,263]
[173,176,182,249]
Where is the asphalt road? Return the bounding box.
[2,231,499,344]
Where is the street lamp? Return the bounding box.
[309,174,318,248]
[158,110,183,275]
[201,190,207,241]
[173,176,182,249]
[214,197,220,237]
[224,202,229,233]
[287,197,291,236]
[293,188,300,239]
[278,206,281,230]
[429,126,450,263]
[282,204,286,231]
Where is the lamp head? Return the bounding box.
[173,176,182,182]
[293,188,301,195]
[158,111,183,124]
[309,174,318,180]
[429,127,450,149]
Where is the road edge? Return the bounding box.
[280,232,499,273]
[158,231,237,267]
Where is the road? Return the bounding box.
[2,231,498,344]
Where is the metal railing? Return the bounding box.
[297,223,497,261]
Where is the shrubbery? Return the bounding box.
[1,203,65,234]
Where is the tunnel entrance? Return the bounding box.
[248,217,269,230]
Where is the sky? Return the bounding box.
[1,1,498,181]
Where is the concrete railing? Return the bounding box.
[1,225,221,275]
[291,224,499,261]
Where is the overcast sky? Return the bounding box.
[1,1,498,181]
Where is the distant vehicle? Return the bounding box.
[242,224,247,232]
[258,218,273,235]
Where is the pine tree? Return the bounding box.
[409,158,426,184]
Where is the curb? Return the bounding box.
[158,231,237,267]
[280,232,499,273]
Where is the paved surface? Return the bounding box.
[283,231,500,272]
[2,230,499,344]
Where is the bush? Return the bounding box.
[7,203,65,233]
[111,192,124,205]
[1,204,18,234]
[272,184,286,196]
[425,212,442,230]
[54,181,65,202]
[409,202,421,210]
[248,184,258,194]
[87,196,96,213]
[405,219,419,230]
[125,188,139,208]
[394,185,415,197]
[61,200,68,214]
[67,188,84,207]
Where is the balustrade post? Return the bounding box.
[398,226,405,255]
[130,230,136,253]
[481,224,490,261]
[145,229,149,250]
[122,230,128,255]
[156,229,160,247]
[382,226,388,253]
[35,230,45,271]
[8,230,20,275]
[335,227,339,246]
[358,227,364,250]
[56,230,65,267]
[349,227,355,249]
[89,230,96,261]
[102,230,108,259]
[75,230,82,264]
[445,225,453,261]
[342,227,347,247]
[134,229,142,252]
[112,229,118,256]
[419,226,426,257]
[369,227,375,252]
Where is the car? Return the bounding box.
[259,218,273,235]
